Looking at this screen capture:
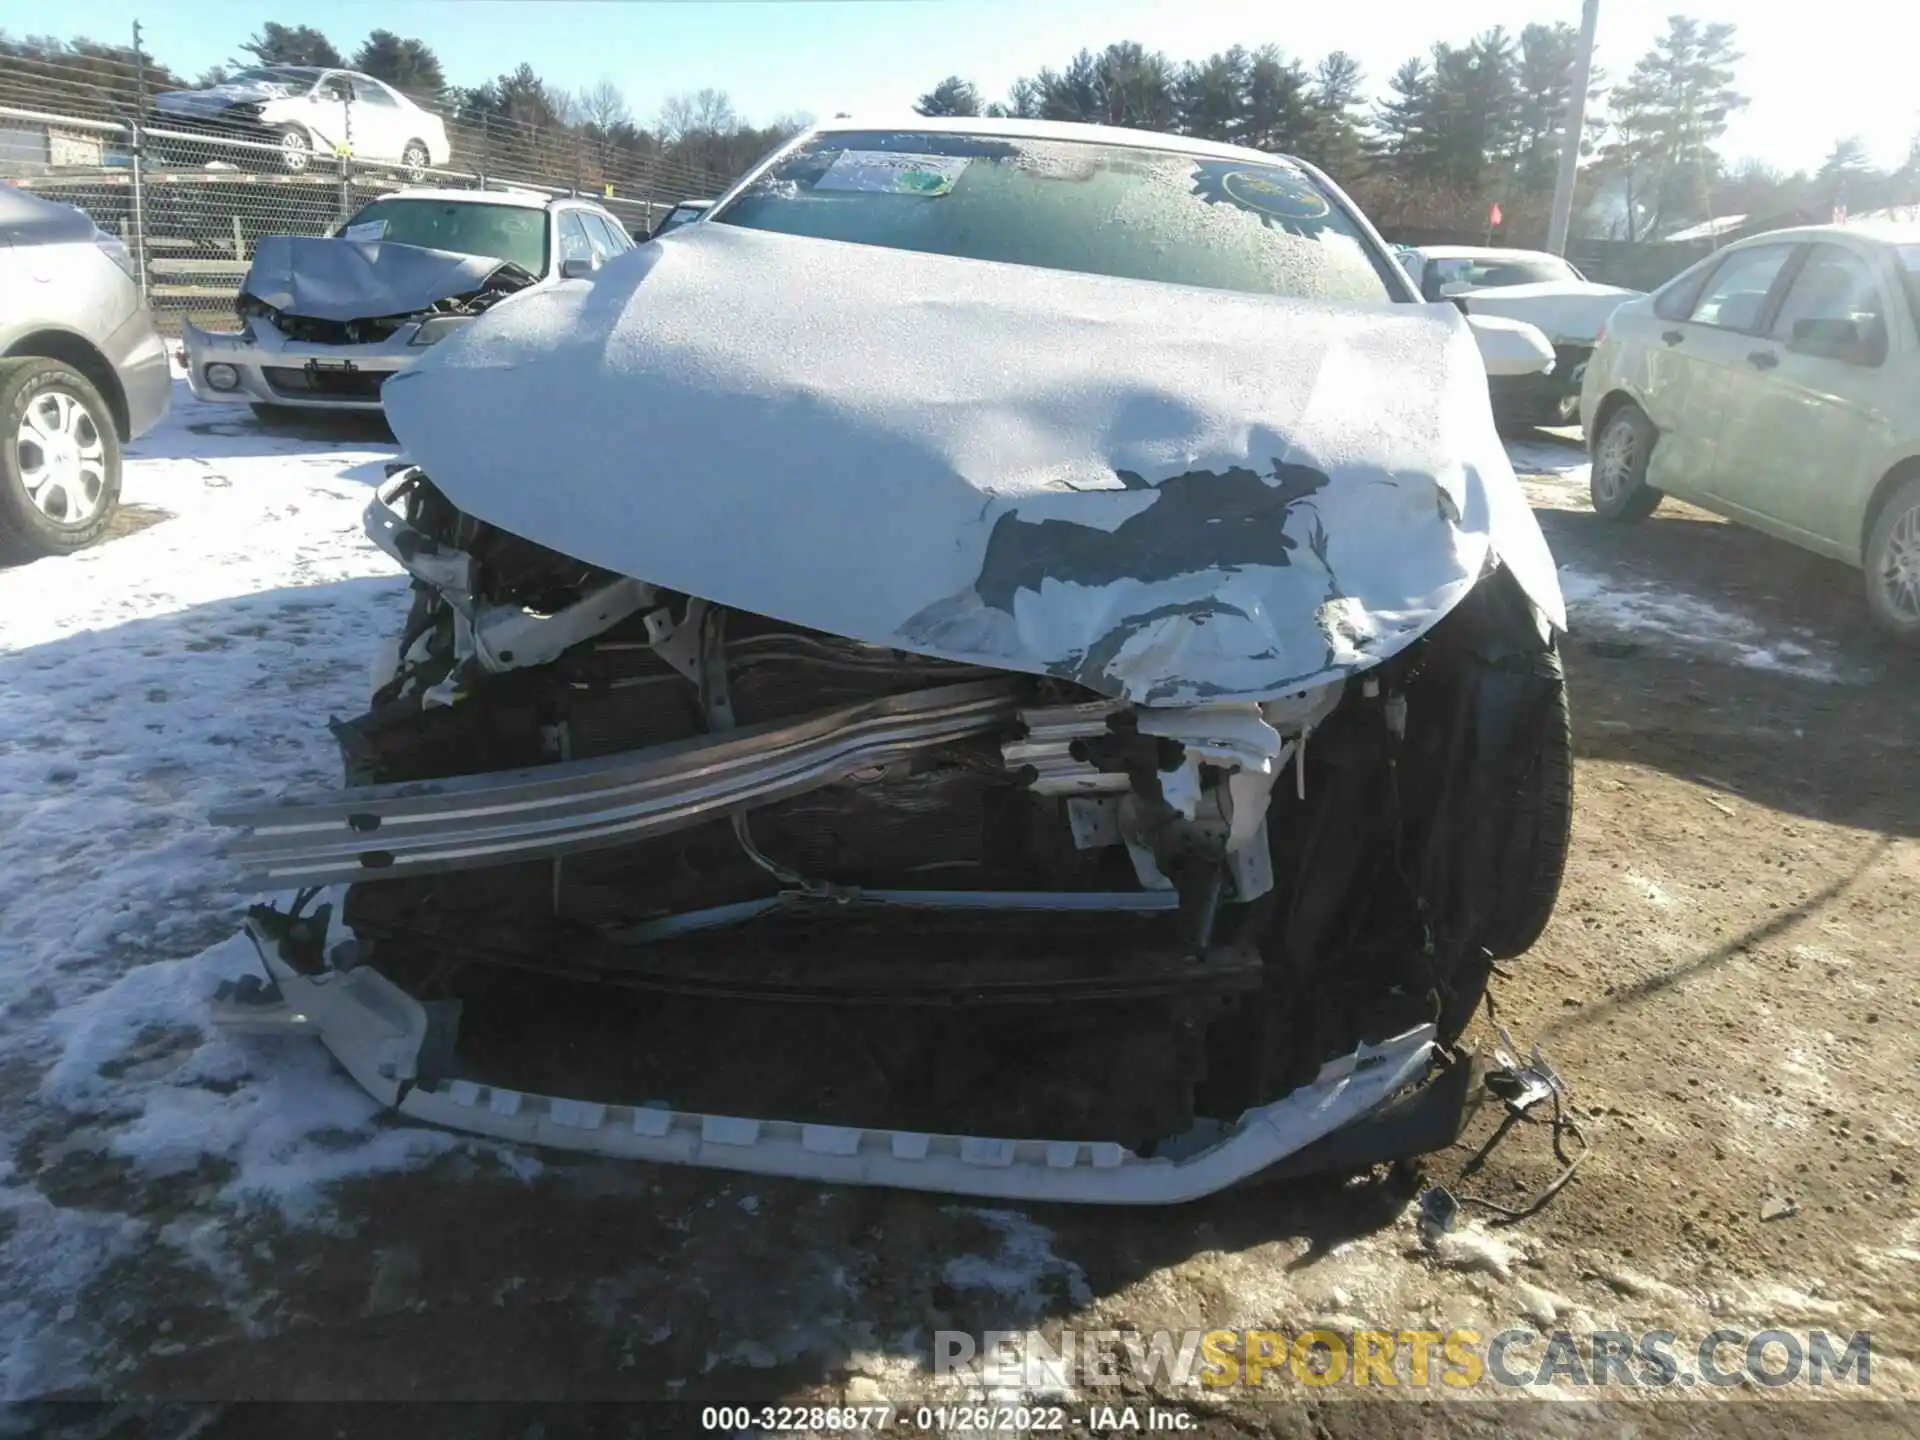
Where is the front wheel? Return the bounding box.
[277,126,312,174]
[401,141,430,181]
[0,358,123,561]
[1864,475,1920,641]
[1589,402,1663,522]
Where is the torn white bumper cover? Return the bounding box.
[219,910,1437,1204]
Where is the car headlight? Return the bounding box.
[92,229,140,283]
[409,316,472,347]
[203,363,241,392]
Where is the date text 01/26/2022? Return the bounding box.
[699,1404,1197,1431]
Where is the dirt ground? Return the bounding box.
[17,435,1920,1436]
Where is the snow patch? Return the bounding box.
[1558,566,1844,681]
[942,1207,1093,1314]
[0,383,465,1397]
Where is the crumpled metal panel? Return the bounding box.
[383,222,1564,706]
[240,236,522,321]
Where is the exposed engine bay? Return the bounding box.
[215,469,1572,1164]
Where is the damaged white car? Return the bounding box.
[212,119,1574,1204]
[1398,245,1640,428]
[182,188,635,416]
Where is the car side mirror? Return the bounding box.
[559,257,596,280]
[1465,313,1556,377]
[1789,316,1883,366]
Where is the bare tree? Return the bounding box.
[578,78,632,134]
[658,88,738,143]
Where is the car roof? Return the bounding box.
[367,187,575,212]
[1407,246,1569,264]
[1722,219,1920,249]
[807,114,1311,169]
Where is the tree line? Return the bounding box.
[5,15,1917,236]
[920,17,1919,241]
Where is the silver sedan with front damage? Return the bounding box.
[211,118,1573,1204]
[182,188,635,416]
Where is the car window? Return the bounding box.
[715,130,1401,304]
[1436,255,1580,290]
[229,68,312,90]
[352,77,399,108]
[557,211,596,267]
[579,212,621,259]
[1687,243,1794,332]
[1652,258,1717,321]
[1769,245,1885,347]
[317,74,353,104]
[336,198,549,274]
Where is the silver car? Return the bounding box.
[0,187,171,560]
[183,189,636,416]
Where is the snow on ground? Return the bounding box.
[0,390,1854,1398]
[1557,566,1844,682]
[1503,430,1591,479]
[0,383,477,1397]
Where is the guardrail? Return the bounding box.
[0,102,683,332]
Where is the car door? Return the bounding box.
[1640,241,1798,499]
[1710,241,1898,553]
[348,76,406,161]
[304,71,355,156]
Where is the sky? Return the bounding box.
[1,0,1911,174]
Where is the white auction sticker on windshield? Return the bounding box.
[342,220,387,240]
[816,150,969,196]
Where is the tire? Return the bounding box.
[0,358,123,562]
[1863,474,1920,641]
[401,141,430,182]
[1478,644,1574,961]
[1589,402,1663,522]
[277,126,312,175]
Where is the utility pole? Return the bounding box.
[129,20,149,300]
[1546,0,1599,255]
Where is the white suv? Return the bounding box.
[152,67,453,180]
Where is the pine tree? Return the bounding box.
[350,30,446,97]
[1242,46,1315,156]
[236,23,342,69]
[915,76,982,117]
[1304,51,1368,179]
[1599,17,1747,237]
[1175,46,1250,142]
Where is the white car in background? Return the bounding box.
[151,66,453,180]
[1397,245,1639,428]
[1580,221,1920,638]
[183,188,636,416]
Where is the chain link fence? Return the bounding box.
[1,58,734,334]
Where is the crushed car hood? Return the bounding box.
[241,236,531,322]
[383,224,1564,706]
[1454,280,1640,346]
